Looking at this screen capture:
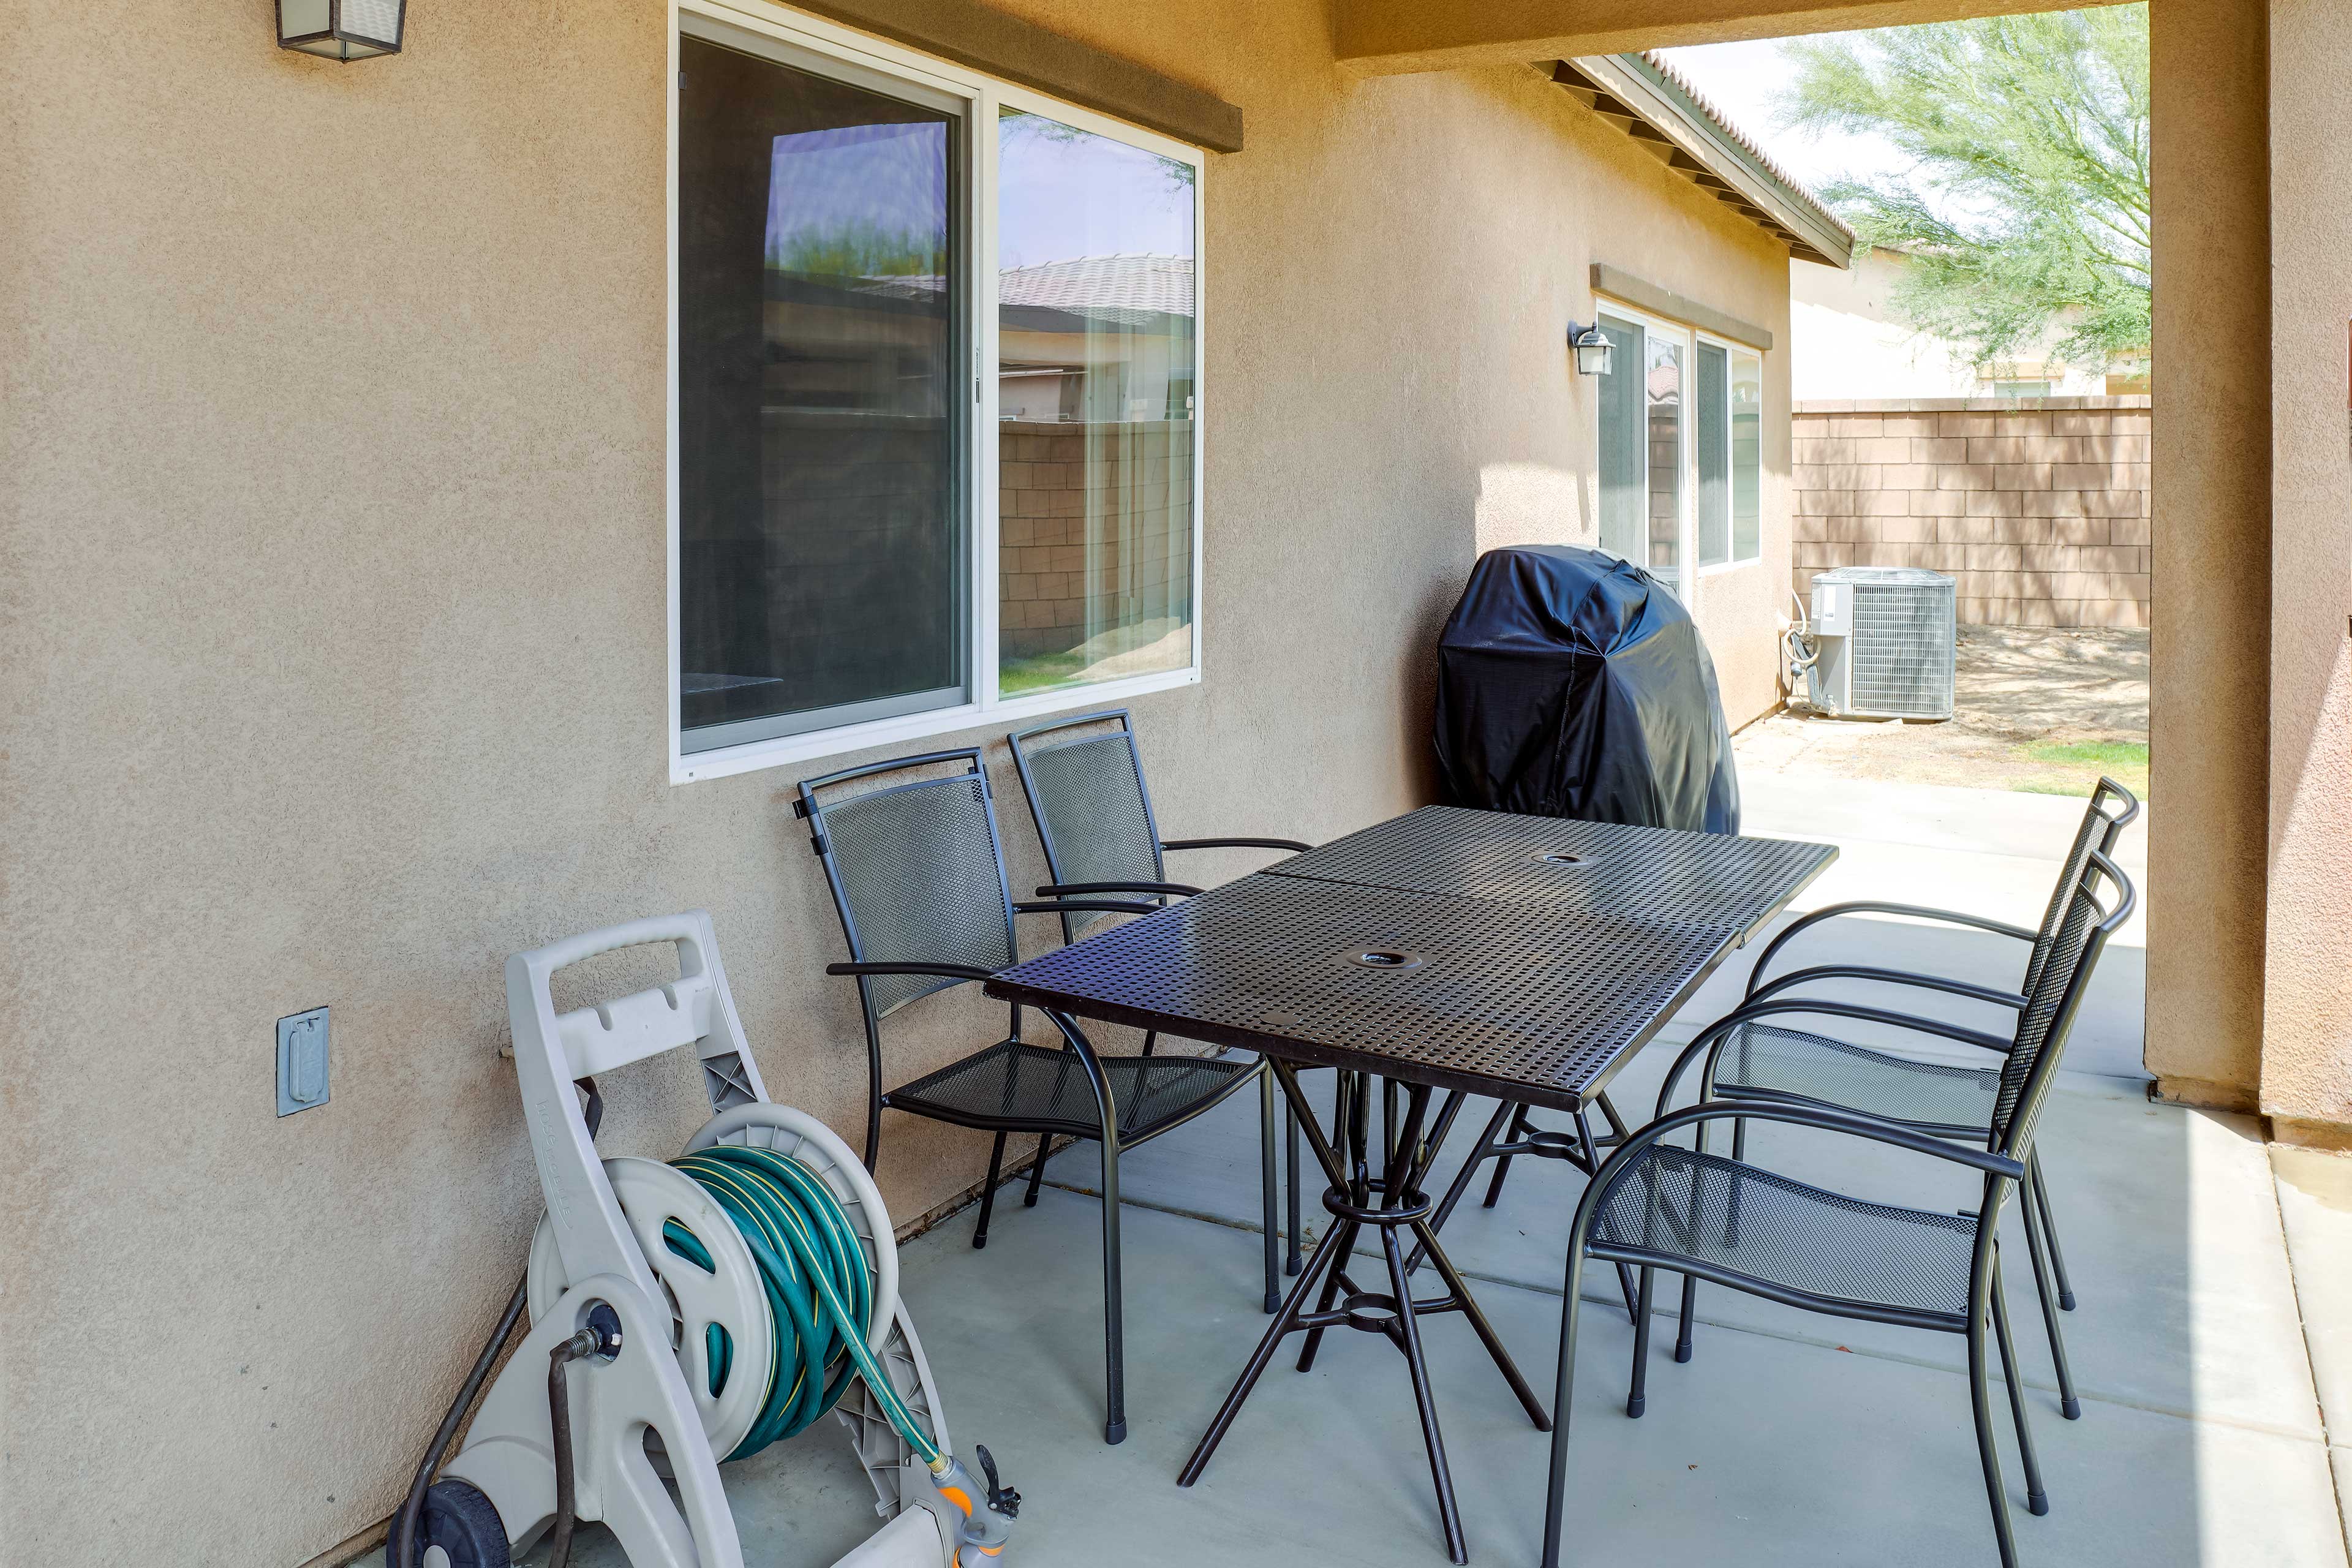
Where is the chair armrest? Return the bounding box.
[826,961,998,984]
[1654,995,2018,1118]
[1583,1101,2026,1227]
[1035,880,1202,899]
[1161,837,1314,854]
[1012,899,1164,917]
[1747,900,2037,1000]
[1747,965,2027,1013]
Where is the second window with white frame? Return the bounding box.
[673,4,1203,780]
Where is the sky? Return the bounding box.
[760,113,1194,276]
[1655,39,1912,208]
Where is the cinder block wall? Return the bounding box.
[999,419,1194,658]
[1792,396,2152,627]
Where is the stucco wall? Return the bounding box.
[2143,0,2272,1113]
[1789,247,2111,402]
[2260,0,2352,1144]
[0,4,1792,1562]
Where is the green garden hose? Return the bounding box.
[666,1144,943,1469]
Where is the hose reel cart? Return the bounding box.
[393,912,1017,1568]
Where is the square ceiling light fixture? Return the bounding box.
[279,0,405,61]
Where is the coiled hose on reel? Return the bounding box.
[394,1083,1010,1568]
[663,1143,938,1466]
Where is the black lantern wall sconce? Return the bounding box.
[278,0,405,61]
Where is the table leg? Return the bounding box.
[1406,1098,1516,1276]
[1178,1066,1531,1562]
[1381,1220,1469,1565]
[1177,1187,1358,1487]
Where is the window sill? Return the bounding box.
[671,664,1201,784]
[1698,556,1764,578]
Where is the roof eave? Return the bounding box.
[1555,55,1855,270]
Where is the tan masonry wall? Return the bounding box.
[1792,396,2152,628]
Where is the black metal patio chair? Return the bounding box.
[1006,709,1314,1277]
[796,746,1280,1444]
[1659,777,2141,1419]
[1538,845,2136,1568]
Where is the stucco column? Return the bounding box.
[2260,0,2352,1147]
[2144,0,2272,1112]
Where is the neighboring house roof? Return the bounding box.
[850,254,1195,332]
[1551,53,1855,269]
[999,255,1193,323]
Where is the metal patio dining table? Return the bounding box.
[985,804,1836,1563]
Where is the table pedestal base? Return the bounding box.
[1177,1063,1550,1564]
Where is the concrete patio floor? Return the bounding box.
[466,775,2352,1568]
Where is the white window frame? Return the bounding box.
[669,0,1208,785]
[1694,330,1765,578]
[1594,300,1693,598]
[1594,296,1767,596]
[1717,339,1765,573]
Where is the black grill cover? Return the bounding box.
[1432,545,1740,833]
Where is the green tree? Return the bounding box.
[1781,6,2150,376]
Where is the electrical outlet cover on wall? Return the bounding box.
[276,1007,330,1116]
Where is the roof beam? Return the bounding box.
[1335,0,2133,77]
[1553,56,1853,266]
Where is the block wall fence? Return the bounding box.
[1791,396,2152,627]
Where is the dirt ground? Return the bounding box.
[1735,625,2151,799]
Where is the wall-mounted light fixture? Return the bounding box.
[1568,321,1613,377]
[278,0,405,61]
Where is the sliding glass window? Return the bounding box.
[1595,314,1646,564]
[677,19,966,753]
[1695,339,1763,570]
[1731,348,1763,563]
[1597,309,1765,593]
[997,110,1196,696]
[670,4,1206,780]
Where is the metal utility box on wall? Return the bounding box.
[1804,567,1957,720]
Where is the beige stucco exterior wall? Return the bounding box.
[2259,0,2352,1145]
[0,4,1794,1562]
[2143,0,2272,1112]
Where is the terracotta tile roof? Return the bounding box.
[1631,50,1855,246]
[856,254,1194,326]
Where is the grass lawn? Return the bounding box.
[2016,739,2150,799]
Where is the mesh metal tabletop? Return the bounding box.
[987,872,1738,1113]
[1264,805,1835,936]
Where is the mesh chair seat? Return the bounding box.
[889,1040,1258,1142]
[1714,1022,2002,1133]
[1593,1142,1977,1321]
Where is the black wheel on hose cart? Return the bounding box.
[386,1479,511,1568]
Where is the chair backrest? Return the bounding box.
[797,749,1019,1020]
[1007,710,1167,940]
[2019,777,2140,1001]
[1993,842,2138,1158]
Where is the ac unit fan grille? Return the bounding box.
[1849,585,1956,718]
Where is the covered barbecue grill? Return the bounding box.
[1432,545,1740,833]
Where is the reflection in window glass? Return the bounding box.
[996,110,1196,696]
[1595,314,1646,563]
[1732,350,1763,562]
[1645,334,1683,581]
[677,32,962,752]
[1696,341,1730,567]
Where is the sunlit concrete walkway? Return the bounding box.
[487,776,2352,1568]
